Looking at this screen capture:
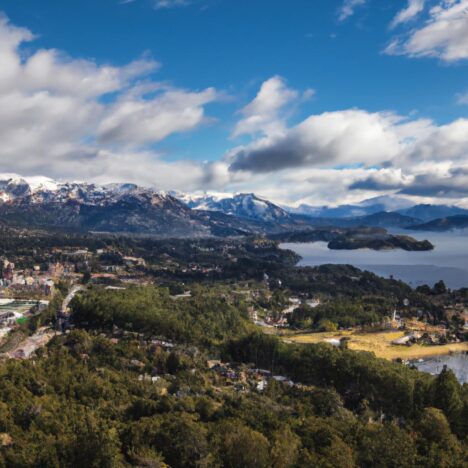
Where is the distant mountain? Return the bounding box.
[408,215,468,232]
[179,193,291,222]
[339,211,422,229]
[286,195,415,219]
[0,174,462,239]
[397,204,468,222]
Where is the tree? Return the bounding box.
[431,366,463,432]
[415,408,463,468]
[432,280,447,295]
[271,426,301,468]
[216,420,270,468]
[318,319,338,332]
[81,271,91,284]
[153,414,210,468]
[358,423,417,468]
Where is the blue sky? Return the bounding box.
[0,0,468,206]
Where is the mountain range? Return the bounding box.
[0,176,306,237]
[181,191,468,230]
[0,175,466,235]
[284,195,415,218]
[409,215,468,232]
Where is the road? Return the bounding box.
[61,285,86,314]
[0,284,88,360]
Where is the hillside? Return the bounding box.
[398,204,468,222]
[409,215,468,232]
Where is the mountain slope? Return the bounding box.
[408,215,468,232]
[180,193,291,222]
[340,211,423,228]
[0,176,307,237]
[398,204,468,222]
[287,196,415,219]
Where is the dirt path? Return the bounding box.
[3,327,56,359]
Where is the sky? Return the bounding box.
[0,0,468,207]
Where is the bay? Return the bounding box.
[281,230,468,289]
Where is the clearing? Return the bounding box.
[282,330,468,360]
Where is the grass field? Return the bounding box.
[284,330,468,360]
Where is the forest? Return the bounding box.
[0,231,465,467]
[0,285,465,467]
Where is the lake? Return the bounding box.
[281,230,468,289]
[410,353,468,384]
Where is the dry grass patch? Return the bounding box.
[287,330,468,360]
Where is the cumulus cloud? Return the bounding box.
[223,77,468,206]
[349,168,415,191]
[0,13,218,189]
[385,0,468,62]
[390,0,426,29]
[400,118,468,164]
[399,166,468,197]
[229,109,419,173]
[351,164,468,199]
[97,86,217,146]
[348,161,468,200]
[2,14,468,207]
[232,76,299,138]
[338,0,367,21]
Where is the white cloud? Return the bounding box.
[1,14,468,207]
[222,77,468,205]
[338,0,367,22]
[229,109,419,173]
[97,86,217,146]
[0,13,218,189]
[350,162,468,199]
[385,0,468,62]
[232,76,299,138]
[400,118,468,164]
[390,0,426,29]
[154,0,190,9]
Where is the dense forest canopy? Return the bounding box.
[0,230,465,466]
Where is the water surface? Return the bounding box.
[410,353,467,384]
[282,230,468,289]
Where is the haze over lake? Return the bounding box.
[282,230,468,290]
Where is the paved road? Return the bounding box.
[62,285,86,314]
[1,285,88,360]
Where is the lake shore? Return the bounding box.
[280,230,468,289]
[279,330,468,361]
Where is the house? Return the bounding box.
[256,380,267,391]
[272,375,294,386]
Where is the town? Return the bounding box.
[0,228,466,367]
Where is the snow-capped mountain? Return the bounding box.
[0,175,169,207]
[178,192,291,222]
[0,175,296,236]
[1,174,464,235]
[285,195,415,219]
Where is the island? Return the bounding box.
[269,227,434,251]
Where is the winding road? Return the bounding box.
[61,285,86,314]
